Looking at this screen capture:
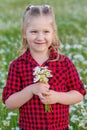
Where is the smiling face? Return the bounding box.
[23,16,53,55]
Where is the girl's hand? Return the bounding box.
[40,90,58,104]
[31,82,50,99]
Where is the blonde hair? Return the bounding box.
[20,5,61,60]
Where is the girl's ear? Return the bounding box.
[21,28,26,38]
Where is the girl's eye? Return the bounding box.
[30,31,37,33]
[44,31,50,33]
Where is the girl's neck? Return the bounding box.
[30,50,49,65]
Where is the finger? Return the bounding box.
[46,83,50,89]
[38,93,46,100]
[42,83,50,89]
[41,99,49,104]
[42,91,50,96]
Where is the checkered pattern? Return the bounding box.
[2,49,86,130]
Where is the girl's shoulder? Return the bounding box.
[9,50,29,67]
[58,53,75,67]
[59,53,72,63]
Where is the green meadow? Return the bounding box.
[0,0,87,129]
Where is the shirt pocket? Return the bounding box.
[49,67,68,92]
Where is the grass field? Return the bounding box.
[0,0,87,129]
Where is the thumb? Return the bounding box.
[45,83,50,89]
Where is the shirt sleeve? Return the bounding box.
[2,62,21,103]
[65,57,86,95]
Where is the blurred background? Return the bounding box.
[0,0,87,129]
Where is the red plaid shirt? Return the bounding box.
[2,49,86,130]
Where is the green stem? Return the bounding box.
[45,104,51,112]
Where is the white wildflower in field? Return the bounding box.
[70,106,76,112]
[8,112,17,117]
[70,97,87,129]
[70,115,78,123]
[85,94,87,98]
[79,120,87,129]
[15,127,19,130]
[11,128,15,130]
[69,125,73,130]
[81,109,87,116]
[73,54,84,61]
[5,112,18,120]
[11,127,19,130]
[1,103,6,107]
[2,120,10,126]
[6,116,11,120]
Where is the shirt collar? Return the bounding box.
[18,49,32,63]
[48,46,58,61]
[19,48,58,63]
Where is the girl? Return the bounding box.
[2,5,86,130]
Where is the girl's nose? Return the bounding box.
[37,32,44,40]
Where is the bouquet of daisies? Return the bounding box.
[33,66,52,112]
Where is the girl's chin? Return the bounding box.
[33,48,48,53]
[34,46,47,51]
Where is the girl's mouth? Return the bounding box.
[35,42,45,44]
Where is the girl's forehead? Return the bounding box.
[27,16,52,26]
